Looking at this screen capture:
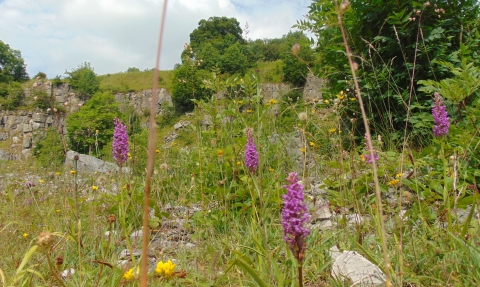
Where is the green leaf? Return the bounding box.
[15,245,37,277]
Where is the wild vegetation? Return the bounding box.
[1,1,480,286]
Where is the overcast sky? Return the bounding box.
[0,0,312,78]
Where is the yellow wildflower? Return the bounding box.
[156,260,176,279]
[311,109,316,114]
[96,130,99,134]
[337,91,345,100]
[56,209,61,213]
[350,97,356,101]
[70,170,76,175]
[39,179,45,184]
[360,154,365,161]
[269,99,278,104]
[395,173,404,178]
[217,150,223,157]
[156,149,161,154]
[387,179,400,186]
[122,267,138,281]
[55,172,61,176]
[299,147,306,153]
[309,142,315,147]
[236,161,241,166]
[91,185,98,191]
[324,100,329,104]
[238,100,243,104]
[23,233,28,238]
[269,168,274,172]
[329,128,336,133]
[246,109,253,113]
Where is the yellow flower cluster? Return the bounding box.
[265,98,278,106]
[156,260,176,278]
[387,179,400,186]
[336,91,345,100]
[122,267,139,281]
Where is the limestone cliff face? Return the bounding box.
[0,73,325,160]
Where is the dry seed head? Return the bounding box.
[298,112,308,121]
[340,1,350,13]
[107,214,116,223]
[37,231,55,249]
[291,43,300,56]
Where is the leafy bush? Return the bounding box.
[51,75,64,87]
[31,90,54,110]
[0,82,24,110]
[33,72,47,79]
[65,62,100,101]
[281,32,315,87]
[66,91,123,155]
[296,0,480,142]
[33,128,66,168]
[171,56,213,113]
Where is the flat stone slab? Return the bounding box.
[330,246,386,286]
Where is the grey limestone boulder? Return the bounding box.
[65,150,128,173]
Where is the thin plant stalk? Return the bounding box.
[46,253,66,287]
[141,1,168,285]
[336,2,392,286]
[298,265,303,287]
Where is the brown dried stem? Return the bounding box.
[141,1,168,286]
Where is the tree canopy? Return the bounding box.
[66,91,122,155]
[190,16,245,52]
[0,40,29,83]
[65,62,100,101]
[296,0,480,139]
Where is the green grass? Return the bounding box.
[2,90,479,286]
[98,69,174,93]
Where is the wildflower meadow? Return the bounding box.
[1,1,480,287]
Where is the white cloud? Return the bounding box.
[0,0,311,78]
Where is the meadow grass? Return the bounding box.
[98,70,174,94]
[1,87,479,286]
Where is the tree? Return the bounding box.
[171,52,213,113]
[0,40,29,83]
[196,43,221,71]
[65,62,100,101]
[281,32,315,87]
[66,91,122,155]
[190,16,244,52]
[221,43,248,75]
[296,0,480,139]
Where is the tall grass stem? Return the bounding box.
[336,2,392,285]
[141,1,168,285]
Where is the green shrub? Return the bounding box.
[31,90,54,110]
[65,62,100,101]
[33,128,66,168]
[0,82,24,110]
[33,72,47,79]
[66,91,122,155]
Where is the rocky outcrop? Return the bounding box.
[0,109,66,159]
[303,72,326,101]
[114,88,173,115]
